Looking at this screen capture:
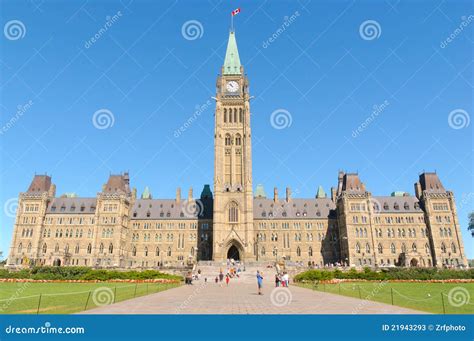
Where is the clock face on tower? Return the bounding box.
[226,81,239,93]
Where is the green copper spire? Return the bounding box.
[141,186,152,199]
[254,184,267,198]
[316,185,327,199]
[223,31,241,75]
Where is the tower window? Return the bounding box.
[224,109,227,123]
[225,134,232,146]
[228,202,239,223]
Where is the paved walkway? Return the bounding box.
[82,269,425,314]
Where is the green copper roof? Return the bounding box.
[391,191,406,197]
[316,186,327,199]
[141,186,152,199]
[223,31,241,75]
[254,184,267,198]
[63,192,77,198]
[200,184,213,199]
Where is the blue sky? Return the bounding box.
[0,0,472,258]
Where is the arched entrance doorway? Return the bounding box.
[53,258,61,266]
[410,258,418,267]
[227,245,240,261]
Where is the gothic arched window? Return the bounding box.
[225,134,232,146]
[109,243,113,254]
[224,108,227,123]
[239,108,243,123]
[378,243,383,254]
[228,202,239,223]
[235,134,241,146]
[42,243,47,254]
[87,243,92,254]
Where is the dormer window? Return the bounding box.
[316,210,321,217]
[51,206,56,212]
[394,203,399,210]
[296,211,300,217]
[303,211,307,217]
[262,211,266,217]
[383,202,389,210]
[70,205,76,212]
[166,212,171,217]
[404,202,409,210]
[282,211,287,217]
[80,205,85,212]
[133,212,137,218]
[159,212,164,217]
[146,211,151,218]
[60,206,66,212]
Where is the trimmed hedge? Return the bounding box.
[0,267,183,281]
[294,267,474,282]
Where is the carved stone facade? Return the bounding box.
[6,31,468,269]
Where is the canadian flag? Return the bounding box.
[231,8,241,16]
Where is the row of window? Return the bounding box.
[131,222,206,230]
[223,108,243,124]
[257,222,334,230]
[256,232,330,242]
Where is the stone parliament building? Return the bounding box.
[7,31,468,269]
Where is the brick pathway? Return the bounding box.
[82,269,425,314]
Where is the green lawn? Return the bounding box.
[0,282,181,314]
[297,281,474,314]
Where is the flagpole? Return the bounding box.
[231,13,233,32]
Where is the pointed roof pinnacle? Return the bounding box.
[316,185,327,199]
[223,31,241,75]
[141,186,152,199]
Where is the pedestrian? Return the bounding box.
[215,276,218,284]
[219,272,224,287]
[256,270,263,295]
[226,275,230,286]
[275,273,280,287]
[283,272,289,287]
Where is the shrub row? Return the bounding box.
[0,267,183,281]
[293,267,474,282]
